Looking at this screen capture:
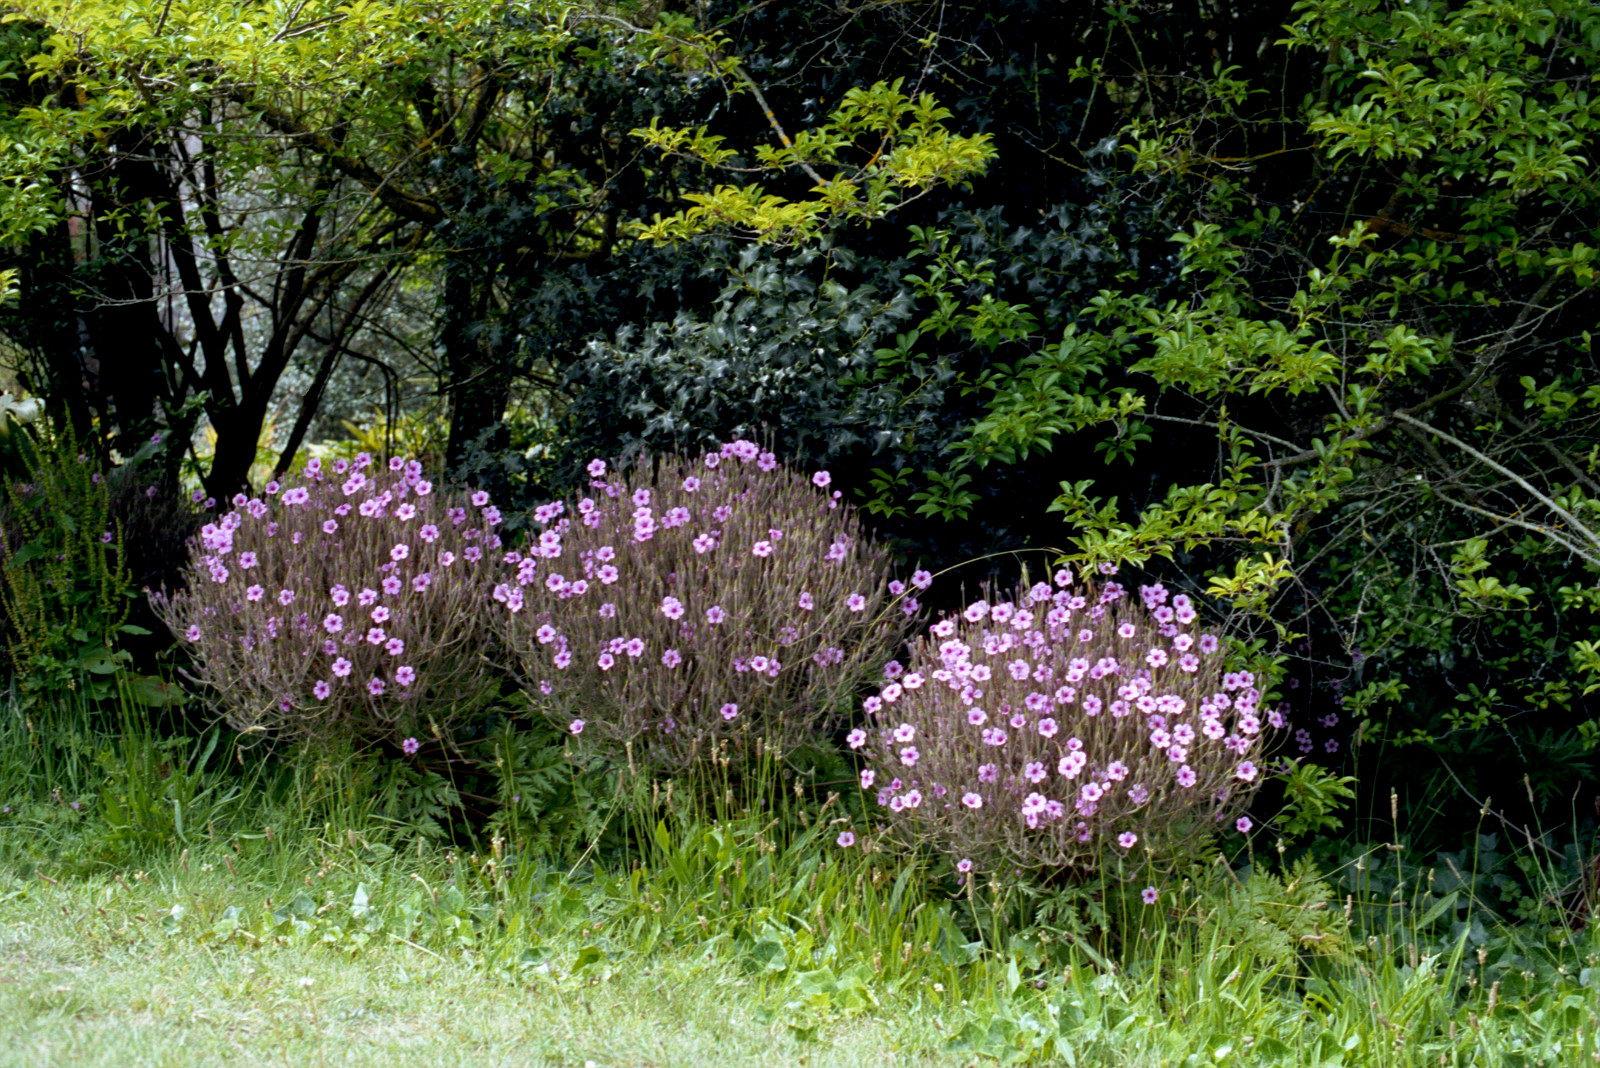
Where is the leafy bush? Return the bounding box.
[152,454,506,747]
[857,569,1280,882]
[0,422,134,692]
[497,439,916,776]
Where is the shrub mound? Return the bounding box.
[856,568,1279,880]
[153,455,505,745]
[498,440,917,773]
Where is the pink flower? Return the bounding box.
[323,613,344,634]
[570,719,585,735]
[597,652,615,671]
[587,458,607,478]
[661,648,682,668]
[367,677,386,696]
[911,569,933,589]
[962,792,983,809]
[245,585,264,602]
[396,665,416,687]
[660,596,684,619]
[184,624,201,642]
[957,858,974,874]
[1118,832,1138,849]
[847,729,867,749]
[836,830,856,848]
[402,737,420,755]
[798,592,814,611]
[752,540,773,558]
[847,594,866,612]
[705,605,726,625]
[899,746,920,767]
[471,491,490,507]
[1176,765,1197,788]
[812,470,831,488]
[1141,886,1158,905]
[1236,816,1253,834]
[720,703,739,721]
[385,638,405,657]
[390,543,410,562]
[860,768,875,788]
[1236,761,1258,782]
[312,680,331,699]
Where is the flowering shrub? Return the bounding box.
[151,454,506,745]
[498,440,919,773]
[856,568,1281,881]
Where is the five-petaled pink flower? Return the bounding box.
[1141,886,1158,905]
[402,737,420,755]
[836,830,856,848]
[720,703,739,721]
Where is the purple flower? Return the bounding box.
[847,728,867,749]
[962,792,983,809]
[1118,832,1138,849]
[836,830,856,849]
[312,680,331,700]
[1236,816,1253,834]
[705,605,726,625]
[396,665,416,687]
[720,703,739,721]
[812,470,831,488]
[911,569,932,589]
[331,657,352,678]
[402,737,420,755]
[957,858,973,874]
[569,719,585,735]
[184,624,201,642]
[587,458,607,478]
[661,648,682,668]
[367,677,386,696]
[660,596,684,619]
[597,652,616,671]
[847,594,867,612]
[860,768,875,788]
[385,638,405,657]
[1236,761,1258,782]
[1141,886,1159,905]
[751,540,773,558]
[798,592,814,611]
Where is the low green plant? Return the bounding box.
[0,420,142,697]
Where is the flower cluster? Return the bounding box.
[151,455,506,745]
[857,569,1279,880]
[498,441,916,772]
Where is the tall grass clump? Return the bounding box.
[857,566,1282,883]
[497,439,918,777]
[152,454,507,747]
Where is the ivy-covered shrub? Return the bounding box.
[857,568,1280,882]
[152,454,506,746]
[498,439,918,774]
